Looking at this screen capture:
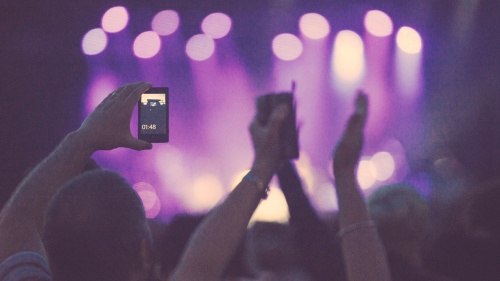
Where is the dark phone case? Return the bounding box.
[256,93,299,159]
[138,87,169,143]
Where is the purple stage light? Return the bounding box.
[396,26,422,54]
[357,158,378,190]
[185,34,215,61]
[101,6,129,33]
[332,30,365,84]
[272,33,303,61]
[81,28,108,55]
[364,10,393,37]
[371,151,396,181]
[85,75,117,115]
[201,12,232,39]
[151,10,180,36]
[188,173,225,212]
[250,184,289,223]
[133,182,161,219]
[299,13,330,40]
[133,31,161,59]
[395,27,423,99]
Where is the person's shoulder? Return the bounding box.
[0,251,51,281]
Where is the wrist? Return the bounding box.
[249,161,275,185]
[66,130,97,157]
[242,172,270,199]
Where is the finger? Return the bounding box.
[117,82,144,101]
[111,84,128,97]
[100,84,129,109]
[125,82,151,107]
[355,91,368,125]
[124,135,153,151]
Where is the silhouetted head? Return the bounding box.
[368,183,430,246]
[155,213,206,279]
[244,221,305,278]
[43,170,152,281]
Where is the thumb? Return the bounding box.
[125,136,153,151]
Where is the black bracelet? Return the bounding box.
[243,172,270,199]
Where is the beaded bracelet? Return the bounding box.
[336,220,376,238]
[242,172,270,199]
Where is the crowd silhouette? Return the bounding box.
[1,82,498,281]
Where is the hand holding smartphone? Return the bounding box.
[138,87,169,143]
[256,89,299,160]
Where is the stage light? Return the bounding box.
[272,33,303,61]
[371,151,395,181]
[250,184,289,224]
[299,13,330,39]
[357,159,377,189]
[231,170,250,191]
[133,182,161,219]
[81,28,108,55]
[201,12,232,39]
[133,31,161,59]
[186,34,215,61]
[295,152,315,194]
[101,6,129,33]
[314,182,339,212]
[189,174,225,212]
[332,30,365,83]
[364,10,393,37]
[84,76,117,115]
[151,10,180,36]
[396,26,422,54]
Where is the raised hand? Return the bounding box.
[249,104,290,182]
[333,91,368,177]
[77,82,153,152]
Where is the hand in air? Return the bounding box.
[333,91,368,177]
[249,104,289,172]
[78,82,153,151]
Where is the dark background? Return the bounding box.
[1,0,499,208]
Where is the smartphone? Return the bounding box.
[256,88,299,160]
[138,87,169,143]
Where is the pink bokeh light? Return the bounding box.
[364,10,393,37]
[272,33,303,61]
[81,28,108,55]
[185,34,215,61]
[133,182,161,219]
[151,10,180,36]
[396,26,423,54]
[133,31,162,59]
[299,13,330,39]
[201,12,232,39]
[101,6,129,33]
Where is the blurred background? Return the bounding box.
[1,0,499,222]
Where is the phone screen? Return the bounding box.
[138,87,169,143]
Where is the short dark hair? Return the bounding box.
[43,170,151,281]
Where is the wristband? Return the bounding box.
[243,172,270,199]
[337,220,376,238]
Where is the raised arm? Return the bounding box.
[0,82,152,262]
[332,92,391,281]
[169,104,289,281]
[277,161,343,281]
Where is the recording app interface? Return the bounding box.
[140,93,167,135]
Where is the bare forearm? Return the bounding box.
[339,227,391,281]
[334,175,370,227]
[334,174,391,281]
[0,131,93,260]
[171,179,263,280]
